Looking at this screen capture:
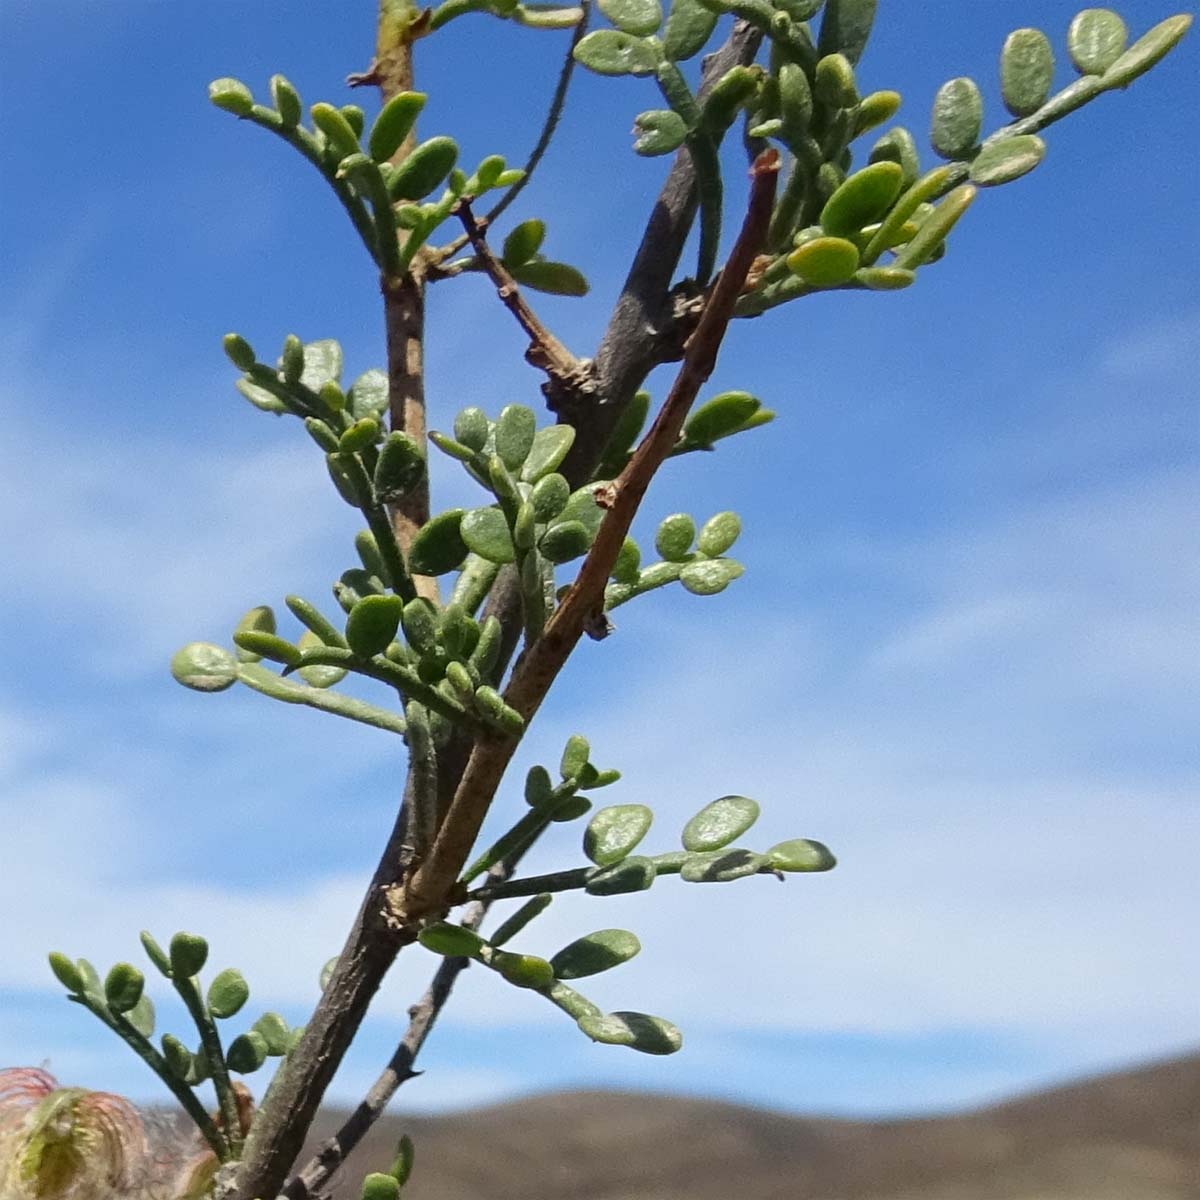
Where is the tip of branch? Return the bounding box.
[751,148,781,179]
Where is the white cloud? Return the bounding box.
[1101,309,1200,377]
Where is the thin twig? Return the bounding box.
[396,151,781,923]
[435,4,591,264]
[454,199,585,386]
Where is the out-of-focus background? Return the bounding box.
[1,1,1196,1195]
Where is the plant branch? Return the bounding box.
[454,199,587,388]
[396,149,780,923]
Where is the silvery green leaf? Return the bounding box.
[461,506,516,564]
[300,339,343,392]
[551,929,642,979]
[1068,8,1127,74]
[584,804,653,865]
[599,0,662,36]
[681,795,760,851]
[633,109,688,156]
[1000,27,1055,117]
[930,76,982,159]
[680,847,768,882]
[679,558,744,595]
[573,28,661,75]
[577,1010,682,1054]
[171,643,238,693]
[969,135,1045,186]
[348,368,389,421]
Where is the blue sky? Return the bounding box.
[1,0,1196,1123]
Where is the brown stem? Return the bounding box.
[454,200,586,388]
[395,150,780,923]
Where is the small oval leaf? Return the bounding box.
[697,511,741,557]
[171,643,238,693]
[820,161,904,237]
[169,933,209,979]
[1101,14,1192,88]
[969,134,1046,186]
[408,510,468,576]
[104,963,145,1014]
[1000,27,1055,117]
[583,804,654,866]
[577,1010,682,1054]
[930,76,983,159]
[680,847,768,882]
[1068,7,1129,74]
[679,558,744,595]
[494,404,537,471]
[345,594,404,658]
[766,837,838,872]
[226,1030,269,1074]
[585,855,657,895]
[681,795,760,851]
[461,507,516,564]
[521,424,576,483]
[551,929,641,979]
[573,28,661,76]
[207,968,250,1019]
[655,513,695,562]
[599,0,661,36]
[786,236,861,286]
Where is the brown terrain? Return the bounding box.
[304,1050,1200,1199]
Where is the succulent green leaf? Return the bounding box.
[138,932,173,978]
[209,77,254,116]
[301,339,343,392]
[683,391,760,446]
[226,1030,269,1074]
[362,1174,402,1200]
[311,102,361,159]
[390,1135,416,1186]
[171,642,238,693]
[531,472,571,522]
[585,855,657,895]
[560,733,591,779]
[1101,14,1191,88]
[169,933,209,979]
[270,75,302,127]
[161,1034,192,1081]
[552,481,611,540]
[814,53,858,110]
[817,0,878,64]
[494,404,538,471]
[681,847,768,882]
[127,993,156,1038]
[236,377,286,414]
[577,1010,682,1054]
[893,183,976,268]
[573,28,661,75]
[104,963,145,1014]
[345,594,404,658]
[550,929,641,979]
[510,260,590,296]
[501,219,547,267]
[429,430,477,462]
[408,509,468,576]
[453,406,491,450]
[787,236,860,285]
[681,795,760,851]
[75,959,103,998]
[633,109,689,155]
[401,597,439,654]
[232,630,302,668]
[662,0,717,59]
[281,334,305,386]
[493,951,556,989]
[207,968,250,1019]
[612,536,641,583]
[373,431,426,503]
[552,795,593,822]
[820,161,904,236]
[223,333,256,371]
[368,90,427,161]
[419,922,486,958]
[931,76,983,159]
[1000,28,1055,117]
[599,0,662,35]
[766,837,838,871]
[697,511,741,556]
[679,558,744,595]
[461,506,516,564]
[969,134,1046,186]
[655,513,696,562]
[233,606,277,664]
[387,136,459,200]
[854,90,902,136]
[584,803,653,866]
[1068,7,1128,74]
[868,126,920,188]
[252,1012,290,1056]
[345,369,387,422]
[854,265,915,290]
[777,63,813,146]
[525,764,556,807]
[48,953,84,994]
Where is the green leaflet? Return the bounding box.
[501,219,546,267]
[301,339,343,392]
[207,968,250,1018]
[683,391,760,446]
[969,135,1046,186]
[171,642,238,693]
[169,932,209,979]
[573,28,662,75]
[786,236,861,285]
[697,511,741,556]
[584,804,654,865]
[869,126,920,189]
[408,510,468,576]
[1101,14,1192,89]
[550,929,641,979]
[930,76,982,159]
[387,136,459,200]
[362,1174,402,1200]
[820,161,904,236]
[577,1010,682,1054]
[680,847,768,882]
[893,183,976,268]
[226,1031,269,1074]
[367,91,427,162]
[510,260,590,296]
[270,75,303,128]
[766,837,838,871]
[461,506,516,564]
[1068,7,1128,74]
[585,855,657,894]
[540,520,590,563]
[633,109,689,156]
[345,594,404,658]
[679,558,743,595]
[655,513,695,562]
[311,102,361,160]
[817,0,878,65]
[531,472,570,521]
[681,795,760,851]
[104,963,145,1014]
[209,77,253,116]
[599,0,662,36]
[453,406,491,450]
[661,0,717,60]
[1000,28,1055,117]
[494,404,537,470]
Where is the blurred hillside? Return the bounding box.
[306,1050,1200,1198]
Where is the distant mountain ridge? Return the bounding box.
[306,1051,1200,1199]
